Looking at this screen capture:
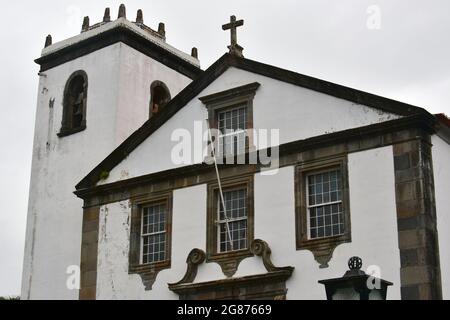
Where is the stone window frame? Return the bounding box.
[58,70,88,137]
[295,156,351,269]
[206,174,255,277]
[199,82,260,156]
[128,191,173,290]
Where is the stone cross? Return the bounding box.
[222,15,244,57]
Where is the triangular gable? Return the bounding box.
[76,53,428,190]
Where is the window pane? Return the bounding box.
[142,204,166,235]
[217,106,247,156]
[307,169,344,240]
[142,233,166,264]
[218,106,247,131]
[141,203,167,264]
[218,188,248,252]
[309,204,344,239]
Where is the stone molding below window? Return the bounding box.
[130,261,171,291]
[295,156,352,269]
[208,250,253,278]
[168,240,294,300]
[128,191,173,290]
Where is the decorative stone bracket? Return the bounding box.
[250,239,294,273]
[139,272,157,291]
[169,240,295,300]
[130,261,171,291]
[170,248,206,286]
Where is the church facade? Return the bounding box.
[22,5,450,300]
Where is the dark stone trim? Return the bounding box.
[128,191,173,290]
[393,136,443,300]
[169,240,294,300]
[79,206,100,300]
[75,113,437,203]
[199,82,261,156]
[294,156,351,268]
[169,270,293,300]
[35,25,202,79]
[200,82,259,156]
[199,82,260,105]
[75,52,432,190]
[206,175,255,277]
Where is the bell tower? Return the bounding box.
[22,4,201,300]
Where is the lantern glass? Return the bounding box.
[369,289,383,300]
[332,287,360,300]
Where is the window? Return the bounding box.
[295,157,351,268]
[207,175,254,277]
[199,82,260,158]
[307,169,344,239]
[217,105,248,156]
[218,188,248,252]
[59,70,88,137]
[149,81,171,117]
[141,203,168,264]
[129,192,172,290]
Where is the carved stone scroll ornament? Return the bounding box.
[250,239,295,273]
[170,249,206,286]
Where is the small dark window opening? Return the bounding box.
[59,70,88,137]
[150,81,171,117]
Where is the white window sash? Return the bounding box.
[305,171,344,240]
[307,200,343,210]
[140,208,167,265]
[217,129,247,156]
[216,197,248,253]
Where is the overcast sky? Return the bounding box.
[0,0,449,297]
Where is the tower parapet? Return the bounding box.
[37,4,200,78]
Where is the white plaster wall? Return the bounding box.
[22,42,192,299]
[22,44,122,300]
[115,44,192,144]
[104,67,400,184]
[96,185,225,300]
[96,146,402,299]
[237,146,400,299]
[432,135,450,299]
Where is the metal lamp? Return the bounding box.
[318,257,393,300]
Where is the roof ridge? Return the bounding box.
[230,55,427,116]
